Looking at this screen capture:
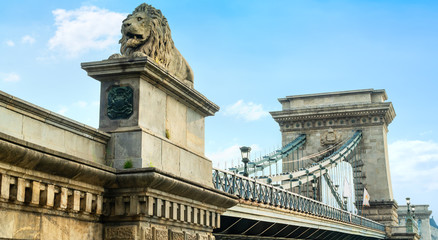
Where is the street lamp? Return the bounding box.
[343,196,348,210]
[405,197,418,233]
[412,205,416,219]
[240,146,251,177]
[312,180,317,200]
[406,197,411,215]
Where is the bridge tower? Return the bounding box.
[271,89,398,228]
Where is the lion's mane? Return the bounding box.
[117,3,194,86]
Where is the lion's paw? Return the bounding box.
[132,52,147,58]
[108,53,123,60]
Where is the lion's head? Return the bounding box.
[120,4,173,61]
[117,3,194,85]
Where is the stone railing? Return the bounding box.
[0,172,103,216]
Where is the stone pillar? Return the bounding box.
[271,89,398,229]
[362,200,399,230]
[82,57,219,187]
[82,57,237,240]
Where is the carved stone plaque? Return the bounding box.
[321,128,341,146]
[107,86,133,120]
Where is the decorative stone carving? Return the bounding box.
[110,3,194,86]
[105,225,137,240]
[107,86,133,120]
[320,128,341,146]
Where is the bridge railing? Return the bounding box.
[212,167,385,232]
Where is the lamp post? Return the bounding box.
[343,196,348,210]
[240,146,251,177]
[312,180,317,200]
[405,197,418,233]
[412,205,416,219]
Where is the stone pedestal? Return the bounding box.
[82,57,238,240]
[362,200,403,239]
[363,201,399,227]
[389,227,420,240]
[82,57,219,187]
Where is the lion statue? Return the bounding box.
[110,3,194,87]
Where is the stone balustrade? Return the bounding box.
[0,172,103,216]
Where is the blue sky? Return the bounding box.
[1,1,437,217]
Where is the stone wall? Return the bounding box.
[0,90,110,165]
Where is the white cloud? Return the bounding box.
[5,40,15,47]
[223,100,269,121]
[389,140,438,192]
[48,6,125,57]
[57,106,68,115]
[207,144,261,169]
[74,100,88,108]
[1,72,20,82]
[208,144,241,169]
[21,35,35,44]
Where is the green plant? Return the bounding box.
[165,129,170,139]
[124,159,133,169]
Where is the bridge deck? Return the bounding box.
[215,203,385,239]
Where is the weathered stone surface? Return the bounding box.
[155,228,168,240]
[113,131,143,169]
[187,108,205,155]
[0,208,102,240]
[139,79,167,135]
[166,96,187,147]
[141,132,162,169]
[0,209,40,239]
[0,106,23,139]
[0,90,110,165]
[141,226,153,240]
[161,141,181,177]
[363,200,399,227]
[105,225,137,240]
[171,230,184,240]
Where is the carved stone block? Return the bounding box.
[171,230,184,240]
[105,225,137,240]
[155,228,168,240]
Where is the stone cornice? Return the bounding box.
[278,89,387,103]
[114,168,238,209]
[270,102,395,128]
[0,90,110,144]
[0,132,237,210]
[0,132,116,187]
[81,57,220,117]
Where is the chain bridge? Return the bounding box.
[0,55,412,240]
[210,130,386,239]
